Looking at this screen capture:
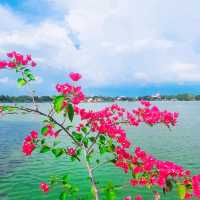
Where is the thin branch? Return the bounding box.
[9,105,81,147]
[87,132,100,155]
[21,71,38,111]
[83,146,99,200]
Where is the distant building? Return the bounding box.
[151,93,161,99]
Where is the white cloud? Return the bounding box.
[1,0,200,89]
[0,76,16,86]
[0,77,9,84]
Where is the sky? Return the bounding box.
[0,0,200,96]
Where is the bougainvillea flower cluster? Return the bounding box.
[0,51,36,69]
[22,131,38,156]
[56,82,85,105]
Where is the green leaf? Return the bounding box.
[86,154,92,162]
[107,144,115,153]
[40,145,50,153]
[176,183,186,200]
[50,176,58,186]
[59,191,68,200]
[96,159,100,164]
[24,69,31,75]
[83,137,89,147]
[54,95,65,113]
[41,126,48,136]
[63,175,69,185]
[67,103,74,122]
[81,127,88,134]
[41,138,46,145]
[104,182,116,200]
[17,78,27,87]
[99,145,107,154]
[27,73,35,81]
[76,148,81,156]
[72,132,82,142]
[89,136,96,143]
[24,69,35,81]
[99,135,106,144]
[52,148,64,158]
[105,191,116,200]
[2,106,16,112]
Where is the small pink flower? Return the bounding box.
[22,142,35,156]
[39,182,49,193]
[26,54,32,61]
[67,147,76,156]
[130,179,138,186]
[124,196,132,200]
[140,99,151,107]
[69,72,82,81]
[0,61,7,68]
[135,195,143,200]
[30,130,38,139]
[31,61,37,67]
[8,62,16,68]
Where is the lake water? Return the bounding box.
[0,102,200,200]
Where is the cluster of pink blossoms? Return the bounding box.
[133,100,179,127]
[0,51,36,69]
[115,143,200,199]
[56,74,84,105]
[74,101,178,151]
[22,131,38,156]
[116,146,197,198]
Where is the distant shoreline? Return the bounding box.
[0,93,200,103]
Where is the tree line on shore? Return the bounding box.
[0,93,200,103]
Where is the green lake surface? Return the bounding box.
[0,101,200,200]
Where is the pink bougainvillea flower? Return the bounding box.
[140,99,151,107]
[8,62,16,68]
[22,130,38,155]
[67,147,76,156]
[130,179,138,186]
[26,54,32,61]
[0,61,7,69]
[135,195,143,200]
[22,142,36,156]
[7,52,15,58]
[39,182,49,193]
[69,72,82,81]
[30,130,38,139]
[31,61,37,67]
